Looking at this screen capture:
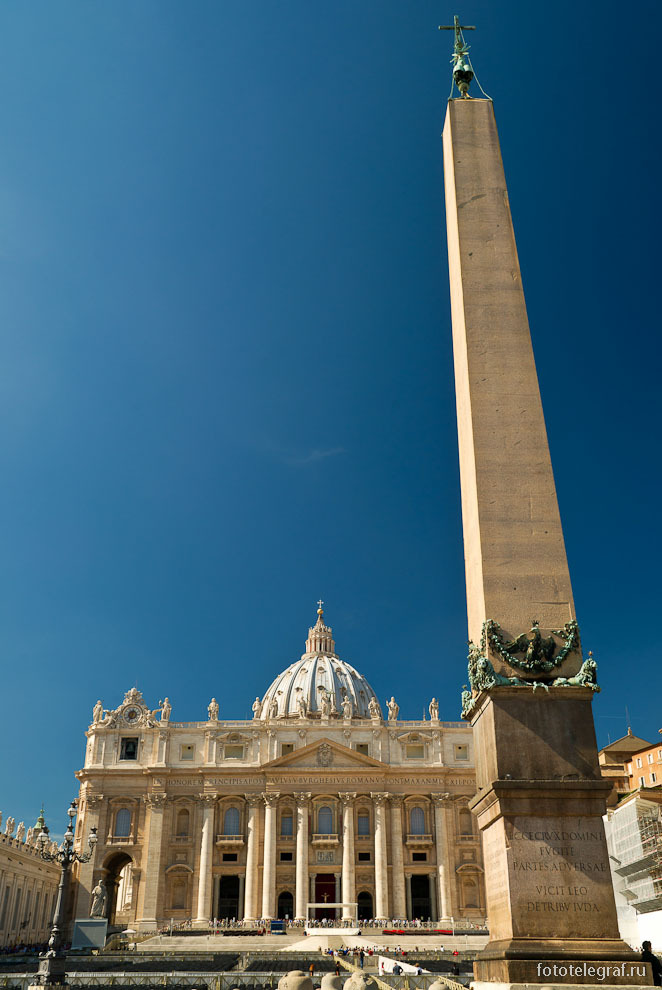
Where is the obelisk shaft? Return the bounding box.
[443,99,645,985]
[443,99,574,647]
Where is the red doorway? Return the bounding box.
[314,874,336,920]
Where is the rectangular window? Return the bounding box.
[120,738,139,760]
[454,744,469,761]
[639,776,645,787]
[636,758,643,768]
[658,750,662,760]
[355,744,369,756]
[651,772,657,784]
[280,852,293,862]
[281,815,293,837]
[222,853,238,862]
[406,744,425,759]
[648,753,654,764]
[357,814,370,836]
[357,851,371,862]
[281,743,294,756]
[412,852,427,862]
[224,745,244,759]
[180,744,195,761]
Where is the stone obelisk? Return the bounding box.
[442,34,647,987]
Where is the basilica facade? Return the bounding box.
[72,608,484,931]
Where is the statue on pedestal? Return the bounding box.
[386,697,399,721]
[90,880,108,918]
[342,696,353,720]
[92,700,103,724]
[268,697,279,719]
[15,822,25,843]
[296,691,308,719]
[208,698,219,721]
[318,687,332,718]
[251,697,262,719]
[4,817,15,837]
[160,698,171,722]
[368,697,381,720]
[429,698,439,721]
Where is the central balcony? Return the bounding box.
[405,833,433,848]
[215,835,245,848]
[311,833,339,848]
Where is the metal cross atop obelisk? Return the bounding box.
[439,14,476,98]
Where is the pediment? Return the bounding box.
[263,737,385,770]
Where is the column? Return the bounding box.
[261,793,279,919]
[339,793,356,920]
[137,793,167,930]
[243,795,262,920]
[295,792,311,921]
[388,796,406,919]
[428,874,438,922]
[405,874,412,920]
[431,793,453,919]
[334,874,341,919]
[238,875,245,919]
[195,794,216,924]
[371,792,388,920]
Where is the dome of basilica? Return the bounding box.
[258,606,381,720]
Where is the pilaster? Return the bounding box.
[136,793,166,930]
[388,796,406,919]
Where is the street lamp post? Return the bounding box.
[34,800,98,986]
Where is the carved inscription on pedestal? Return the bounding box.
[505,816,619,940]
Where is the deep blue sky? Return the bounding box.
[1,0,660,830]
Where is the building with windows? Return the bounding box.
[598,730,656,805]
[605,789,662,949]
[0,811,60,947]
[625,739,662,792]
[72,607,484,931]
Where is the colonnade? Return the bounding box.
[179,790,458,923]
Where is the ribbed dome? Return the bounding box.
[259,606,381,720]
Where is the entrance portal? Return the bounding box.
[314,874,336,919]
[218,876,240,920]
[277,890,294,919]
[410,875,431,920]
[102,852,133,926]
[357,891,373,920]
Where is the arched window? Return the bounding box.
[409,806,425,835]
[318,805,333,834]
[176,809,190,836]
[115,808,131,837]
[357,812,370,836]
[223,807,241,835]
[459,808,473,835]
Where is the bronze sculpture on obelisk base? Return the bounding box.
[440,17,649,987]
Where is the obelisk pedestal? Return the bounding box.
[443,97,648,986]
